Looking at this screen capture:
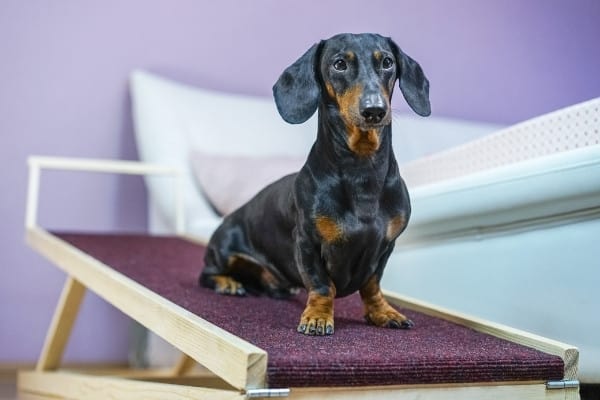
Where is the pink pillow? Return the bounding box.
[190,152,305,216]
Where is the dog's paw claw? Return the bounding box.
[365,309,413,330]
[386,318,414,329]
[297,320,334,336]
[298,291,334,336]
[401,319,414,329]
[387,319,401,329]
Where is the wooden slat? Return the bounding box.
[18,370,579,400]
[27,227,267,390]
[18,370,243,400]
[171,354,197,377]
[25,160,40,228]
[26,156,186,234]
[289,381,576,400]
[383,290,579,380]
[27,156,180,176]
[36,277,86,371]
[16,392,54,400]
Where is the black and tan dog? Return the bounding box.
[200,33,430,336]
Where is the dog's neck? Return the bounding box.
[310,106,396,205]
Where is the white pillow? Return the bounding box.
[190,151,305,216]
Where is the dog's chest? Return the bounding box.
[313,175,407,246]
[315,213,388,295]
[313,189,407,296]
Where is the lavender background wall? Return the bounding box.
[1,0,599,364]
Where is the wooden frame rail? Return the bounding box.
[26,156,186,234]
[19,156,580,399]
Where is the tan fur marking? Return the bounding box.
[386,214,407,240]
[347,126,381,157]
[360,276,409,327]
[325,82,336,100]
[337,84,363,126]
[212,275,243,294]
[315,215,343,243]
[260,267,279,288]
[374,50,382,61]
[332,84,384,157]
[329,83,388,157]
[298,287,336,335]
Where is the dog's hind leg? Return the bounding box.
[200,273,247,296]
[199,247,247,296]
[200,248,292,297]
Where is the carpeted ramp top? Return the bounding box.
[54,232,564,388]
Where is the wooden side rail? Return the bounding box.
[25,156,185,234]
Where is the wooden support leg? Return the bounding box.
[36,277,86,371]
[171,353,196,377]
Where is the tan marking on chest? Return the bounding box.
[386,214,407,240]
[315,215,344,243]
[347,126,381,157]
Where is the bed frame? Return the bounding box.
[18,156,580,399]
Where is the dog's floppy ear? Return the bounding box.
[273,42,322,124]
[389,39,431,117]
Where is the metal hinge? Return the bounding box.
[246,388,290,398]
[546,380,580,390]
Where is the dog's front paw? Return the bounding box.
[297,289,335,336]
[365,307,414,329]
[360,277,414,329]
[297,313,334,336]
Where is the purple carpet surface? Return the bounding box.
[54,232,564,387]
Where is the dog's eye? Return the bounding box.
[333,59,347,71]
[382,57,394,69]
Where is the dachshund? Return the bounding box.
[200,33,430,335]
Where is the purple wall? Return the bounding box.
[1,1,599,364]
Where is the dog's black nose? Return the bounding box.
[361,106,387,124]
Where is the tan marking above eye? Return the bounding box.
[315,215,344,243]
[373,50,382,61]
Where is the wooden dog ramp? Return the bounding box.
[19,157,580,399]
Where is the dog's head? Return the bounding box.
[273,33,430,130]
